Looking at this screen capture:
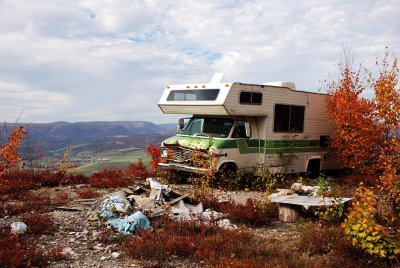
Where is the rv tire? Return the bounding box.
[217,163,237,179]
[170,170,188,184]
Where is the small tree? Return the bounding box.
[369,49,400,208]
[326,48,400,258]
[325,64,380,174]
[0,126,27,178]
[145,144,160,172]
[342,184,400,258]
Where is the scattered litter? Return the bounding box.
[129,185,151,194]
[99,191,132,218]
[87,178,238,234]
[168,194,191,206]
[127,178,173,210]
[119,187,134,195]
[106,211,151,234]
[200,209,223,221]
[148,178,170,204]
[217,219,237,230]
[11,221,27,235]
[169,200,203,220]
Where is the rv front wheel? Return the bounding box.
[170,170,188,184]
[217,163,237,179]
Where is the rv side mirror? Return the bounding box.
[245,121,251,138]
[177,118,185,132]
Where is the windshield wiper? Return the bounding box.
[194,133,209,137]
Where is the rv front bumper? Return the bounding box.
[158,163,208,174]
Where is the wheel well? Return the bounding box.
[218,162,237,173]
[307,158,321,179]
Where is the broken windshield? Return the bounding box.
[179,117,233,138]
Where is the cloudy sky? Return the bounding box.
[0,0,399,123]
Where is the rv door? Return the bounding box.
[230,119,255,170]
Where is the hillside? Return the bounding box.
[2,121,176,156]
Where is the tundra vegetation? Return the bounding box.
[0,49,399,267]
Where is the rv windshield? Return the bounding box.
[179,117,233,138]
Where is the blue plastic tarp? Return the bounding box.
[106,211,151,234]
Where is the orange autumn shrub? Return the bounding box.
[0,126,27,178]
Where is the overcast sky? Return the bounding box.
[0,0,399,124]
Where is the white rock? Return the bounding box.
[11,222,27,235]
[94,245,105,251]
[100,256,110,261]
[105,245,113,253]
[62,247,73,255]
[111,252,120,259]
[290,182,303,191]
[217,219,237,230]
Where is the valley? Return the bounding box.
[2,121,176,174]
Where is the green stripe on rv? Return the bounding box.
[162,136,321,154]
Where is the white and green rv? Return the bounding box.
[157,73,335,177]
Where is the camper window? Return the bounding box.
[239,92,262,105]
[274,104,305,132]
[167,89,219,101]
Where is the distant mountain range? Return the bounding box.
[2,121,177,155]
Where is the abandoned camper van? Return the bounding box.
[157,73,336,177]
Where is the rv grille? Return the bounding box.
[170,147,210,167]
[172,147,194,163]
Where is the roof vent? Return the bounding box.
[262,81,296,91]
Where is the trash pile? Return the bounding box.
[90,178,236,234]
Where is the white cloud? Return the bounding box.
[0,0,399,123]
[0,80,73,122]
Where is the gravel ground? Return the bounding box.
[1,183,302,268]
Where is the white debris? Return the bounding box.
[111,252,120,259]
[200,209,224,221]
[170,200,203,220]
[62,247,73,255]
[217,219,237,230]
[11,221,27,235]
[92,230,100,238]
[290,183,321,197]
[99,191,132,218]
[94,244,105,251]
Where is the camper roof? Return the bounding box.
[262,81,296,91]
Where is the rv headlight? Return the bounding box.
[161,149,168,157]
